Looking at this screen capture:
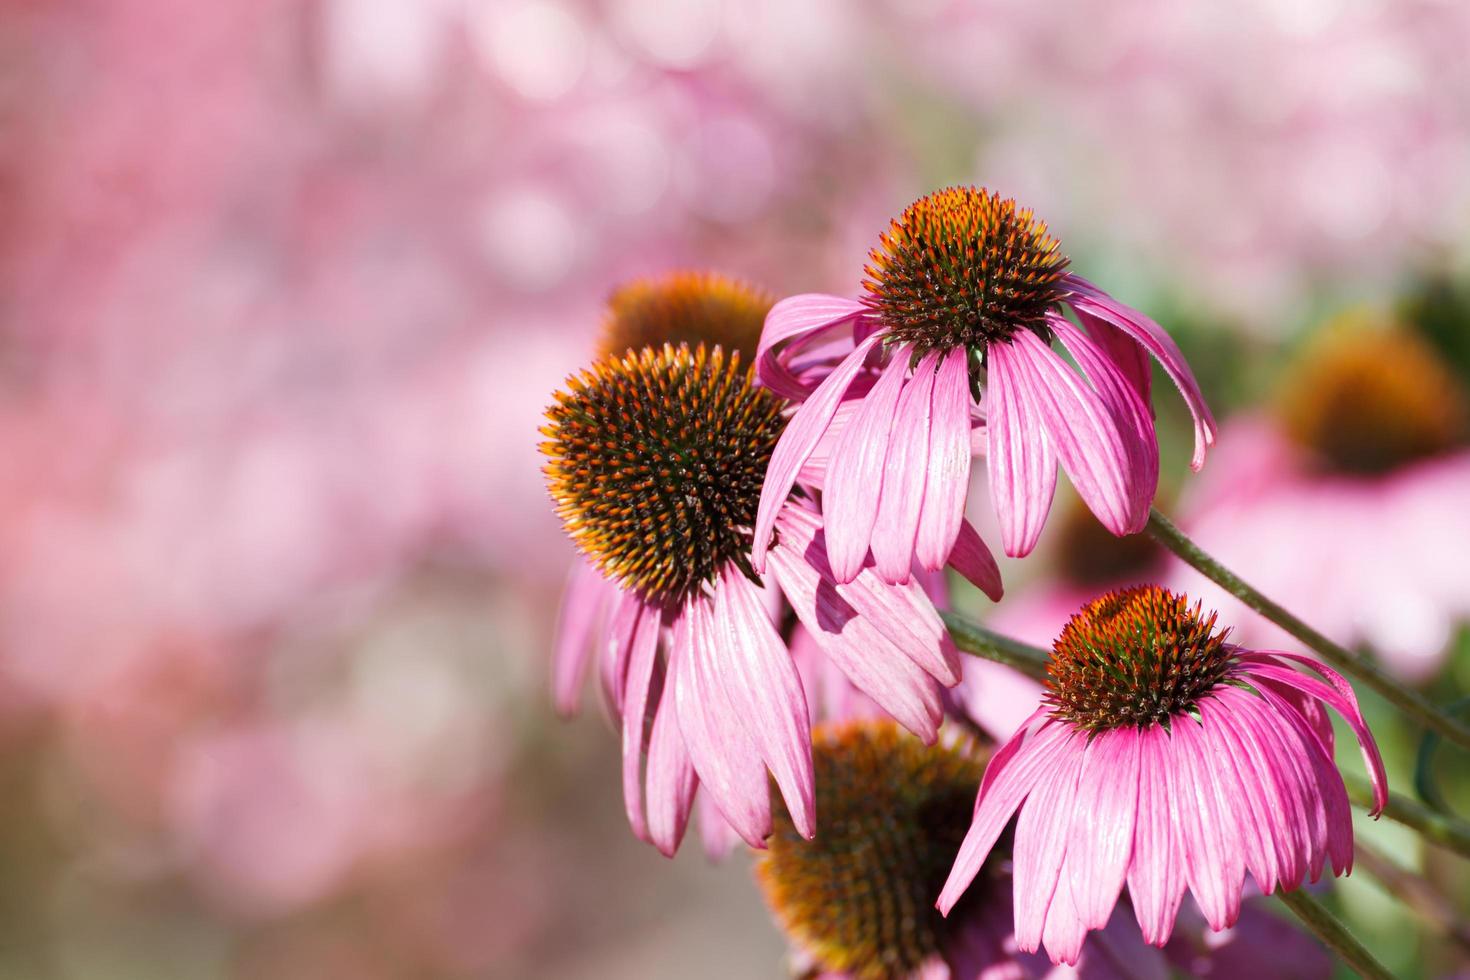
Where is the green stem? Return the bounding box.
[1145,508,1470,753]
[1276,889,1394,980]
[1342,771,1470,859]
[939,611,1050,681]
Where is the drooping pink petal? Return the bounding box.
[600,589,643,716]
[752,335,882,572]
[697,791,739,862]
[756,293,868,400]
[645,651,698,857]
[673,598,772,847]
[917,346,974,568]
[553,560,609,716]
[1196,695,1277,894]
[1040,852,1090,966]
[947,519,1004,601]
[711,568,815,839]
[986,336,1058,557]
[1007,328,1145,537]
[1013,733,1086,952]
[1068,728,1141,930]
[620,602,663,841]
[1063,275,1217,470]
[1129,725,1186,945]
[938,714,1072,915]
[871,351,939,583]
[825,350,911,582]
[766,521,943,740]
[1074,306,1153,406]
[1167,716,1244,931]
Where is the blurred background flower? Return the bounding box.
[2,0,1469,976]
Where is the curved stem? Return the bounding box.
[1145,508,1470,753]
[1276,889,1394,980]
[1342,771,1470,860]
[939,611,1050,681]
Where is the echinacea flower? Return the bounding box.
[757,719,1171,979]
[597,270,774,362]
[752,186,1216,579]
[938,586,1388,965]
[543,341,973,856]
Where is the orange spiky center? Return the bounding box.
[541,343,784,605]
[598,270,775,362]
[756,721,993,980]
[862,186,1069,360]
[1047,586,1236,732]
[1278,314,1470,476]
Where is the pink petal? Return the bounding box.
[938,713,1072,915]
[986,336,1058,557]
[917,347,974,568]
[553,560,608,716]
[1231,686,1332,883]
[620,602,662,841]
[1196,695,1277,894]
[1063,275,1217,470]
[1075,306,1152,405]
[871,351,940,583]
[756,293,868,400]
[1040,852,1090,966]
[1128,725,1186,945]
[600,589,642,716]
[697,791,739,862]
[1014,733,1086,952]
[1168,716,1245,931]
[947,519,1004,602]
[1068,728,1141,930]
[752,335,882,572]
[825,351,911,583]
[645,653,698,857]
[1008,328,1145,537]
[711,568,815,839]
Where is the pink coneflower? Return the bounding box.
[756,719,1171,979]
[543,338,975,856]
[938,586,1388,966]
[751,186,1216,580]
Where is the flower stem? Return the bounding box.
[1342,770,1470,859]
[1352,838,1470,954]
[1144,507,1470,753]
[1276,889,1395,980]
[939,611,1050,681]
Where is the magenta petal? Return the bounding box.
[938,713,1071,915]
[1128,725,1186,945]
[986,336,1058,557]
[1168,716,1245,931]
[1063,275,1217,470]
[1068,729,1141,930]
[645,654,698,857]
[1040,852,1090,967]
[711,568,816,839]
[1201,690,1296,893]
[825,351,910,583]
[916,347,974,569]
[871,351,939,583]
[1013,734,1086,952]
[1075,306,1153,405]
[947,519,1004,602]
[553,560,608,717]
[620,602,662,841]
[1253,682,1355,877]
[756,293,868,400]
[752,334,882,572]
[1008,328,1145,537]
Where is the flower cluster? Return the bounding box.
[542,189,1388,976]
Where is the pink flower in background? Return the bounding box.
[753,187,1215,580]
[939,586,1387,965]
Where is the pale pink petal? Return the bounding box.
[947,519,1004,602]
[1068,728,1141,929]
[752,335,882,572]
[1014,734,1086,952]
[871,351,940,582]
[645,649,698,857]
[1129,725,1186,945]
[986,336,1059,557]
[756,293,868,400]
[1063,275,1216,470]
[697,790,739,862]
[825,351,911,583]
[620,602,662,841]
[600,589,642,716]
[711,568,815,839]
[1040,852,1089,966]
[917,347,974,568]
[938,713,1071,915]
[1007,329,1145,537]
[1167,716,1244,931]
[553,560,608,716]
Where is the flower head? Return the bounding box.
[599,271,774,362]
[752,186,1216,579]
[938,586,1388,966]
